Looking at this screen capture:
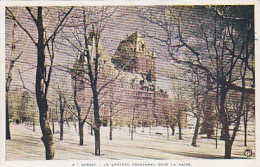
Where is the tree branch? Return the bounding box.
[44,6,74,47]
[6,7,37,45]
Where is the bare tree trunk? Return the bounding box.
[94,128,100,155]
[220,128,228,140]
[221,120,232,159]
[192,81,201,147]
[243,108,248,146]
[33,118,35,132]
[93,90,101,155]
[79,121,84,145]
[91,127,93,136]
[218,86,231,159]
[149,122,151,134]
[52,116,55,134]
[191,115,200,147]
[244,118,248,147]
[219,82,244,159]
[39,108,54,160]
[109,116,113,140]
[131,124,134,141]
[178,122,182,140]
[178,117,182,140]
[227,79,245,158]
[128,124,131,136]
[66,118,70,128]
[35,7,54,160]
[59,95,64,140]
[170,124,175,136]
[60,111,64,140]
[215,119,219,149]
[74,80,84,146]
[73,119,77,133]
[224,140,232,159]
[6,97,11,140]
[131,109,135,141]
[166,124,169,140]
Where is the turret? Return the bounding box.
[112,31,156,81]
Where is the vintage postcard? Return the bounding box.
[1,0,259,167]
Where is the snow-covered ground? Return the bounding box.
[5,122,255,160]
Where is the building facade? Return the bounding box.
[72,31,186,128]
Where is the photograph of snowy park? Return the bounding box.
[5,5,255,161]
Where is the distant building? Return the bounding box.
[72,31,187,127]
[112,31,156,82]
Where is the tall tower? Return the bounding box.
[112,31,156,82]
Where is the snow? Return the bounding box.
[5,123,255,160]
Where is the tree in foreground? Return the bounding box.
[61,6,116,155]
[139,5,254,158]
[6,6,73,160]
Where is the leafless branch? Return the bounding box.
[44,7,74,47]
[17,68,36,95]
[6,7,37,45]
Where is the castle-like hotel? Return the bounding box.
[73,31,186,127]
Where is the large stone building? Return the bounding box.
[72,31,186,127]
[112,31,156,82]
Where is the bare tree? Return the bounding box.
[69,57,93,145]
[48,72,73,141]
[139,6,254,158]
[105,85,122,140]
[242,93,254,146]
[58,91,66,140]
[130,107,136,141]
[5,21,23,140]
[190,73,203,147]
[60,6,117,155]
[172,87,188,140]
[162,85,187,140]
[188,70,213,146]
[6,6,73,160]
